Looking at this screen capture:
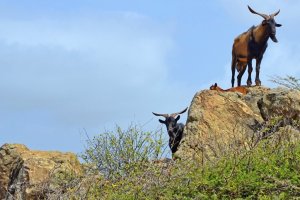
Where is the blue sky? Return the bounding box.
[0,0,299,154]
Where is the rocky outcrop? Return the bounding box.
[176,86,300,161]
[0,144,82,200]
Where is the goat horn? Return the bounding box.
[152,112,169,118]
[170,107,188,117]
[248,5,269,20]
[270,9,280,18]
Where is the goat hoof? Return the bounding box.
[247,80,252,86]
[255,80,261,86]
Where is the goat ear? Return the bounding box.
[175,115,180,121]
[159,119,166,124]
[214,83,217,87]
[276,23,282,27]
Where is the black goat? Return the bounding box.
[152,107,188,154]
[231,5,282,87]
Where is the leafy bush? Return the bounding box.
[80,124,167,179]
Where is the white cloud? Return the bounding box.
[0,11,191,134]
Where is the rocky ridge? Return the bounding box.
[175,86,300,160]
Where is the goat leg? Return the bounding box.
[231,54,236,87]
[255,57,262,86]
[237,65,247,86]
[247,61,253,86]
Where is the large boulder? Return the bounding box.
[0,144,82,200]
[175,86,300,161]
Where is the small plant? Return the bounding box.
[270,75,300,90]
[80,124,167,180]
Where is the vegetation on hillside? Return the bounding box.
[37,76,300,199]
[38,121,300,199]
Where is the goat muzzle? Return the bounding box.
[270,34,278,43]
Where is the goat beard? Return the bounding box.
[270,34,278,43]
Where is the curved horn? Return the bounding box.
[152,112,169,118]
[170,107,188,117]
[270,9,280,18]
[248,5,269,20]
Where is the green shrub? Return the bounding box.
[43,121,300,199]
[90,122,300,199]
[80,124,167,180]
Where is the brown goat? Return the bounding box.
[231,6,282,87]
[210,83,248,95]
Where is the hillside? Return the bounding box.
[1,86,300,199]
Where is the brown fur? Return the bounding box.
[233,25,269,69]
[231,6,281,87]
[210,83,248,95]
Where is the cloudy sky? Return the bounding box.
[0,0,299,154]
